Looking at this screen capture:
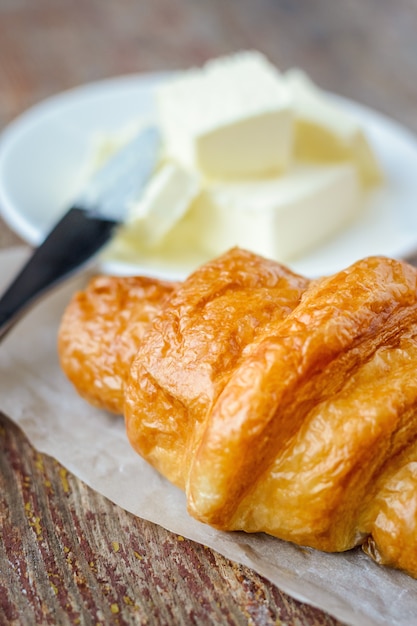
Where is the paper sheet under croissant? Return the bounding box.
[1,247,417,626]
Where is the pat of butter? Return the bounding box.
[174,163,361,261]
[116,162,200,248]
[285,69,382,185]
[156,51,293,179]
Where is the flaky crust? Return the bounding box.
[59,248,417,578]
[124,248,310,487]
[58,274,177,413]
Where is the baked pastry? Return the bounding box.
[58,274,177,413]
[124,248,310,487]
[59,248,417,578]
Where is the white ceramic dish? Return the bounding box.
[1,72,417,279]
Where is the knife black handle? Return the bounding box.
[0,207,117,340]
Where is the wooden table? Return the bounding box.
[1,1,417,624]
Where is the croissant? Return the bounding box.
[59,248,417,578]
[58,274,177,413]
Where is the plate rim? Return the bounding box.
[2,71,417,278]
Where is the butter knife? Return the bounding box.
[0,124,160,340]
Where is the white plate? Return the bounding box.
[1,72,417,278]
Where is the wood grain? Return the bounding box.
[0,412,342,626]
[0,1,416,623]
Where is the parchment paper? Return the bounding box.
[1,246,417,626]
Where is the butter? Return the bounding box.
[170,163,361,261]
[156,51,293,179]
[97,51,382,272]
[116,161,200,248]
[285,69,382,185]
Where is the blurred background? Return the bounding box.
[1,0,417,249]
[1,0,416,131]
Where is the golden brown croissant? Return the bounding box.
[124,248,310,487]
[58,274,177,413]
[59,248,417,578]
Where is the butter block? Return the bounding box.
[156,51,293,179]
[285,69,382,185]
[117,162,201,248]
[174,163,361,261]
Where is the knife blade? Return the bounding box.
[0,124,161,340]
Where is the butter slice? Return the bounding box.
[176,163,361,261]
[117,162,200,248]
[156,51,293,179]
[285,69,382,185]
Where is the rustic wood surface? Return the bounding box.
[1,1,417,624]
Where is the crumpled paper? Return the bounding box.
[1,246,417,626]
